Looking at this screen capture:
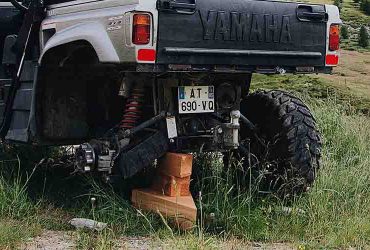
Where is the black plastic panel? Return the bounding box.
[0,79,12,125]
[0,6,22,65]
[157,0,327,67]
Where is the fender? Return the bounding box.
[39,21,120,64]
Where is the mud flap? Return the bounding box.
[3,61,38,143]
[118,131,169,178]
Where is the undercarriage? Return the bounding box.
[0,0,330,196]
[51,70,322,196]
[67,72,253,180]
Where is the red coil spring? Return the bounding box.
[120,88,145,129]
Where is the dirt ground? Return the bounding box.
[22,230,296,250]
[319,50,370,100]
[22,231,75,250]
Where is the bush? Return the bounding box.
[334,0,343,11]
[360,0,370,15]
[358,26,369,47]
[341,25,349,39]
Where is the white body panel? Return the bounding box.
[40,0,158,64]
[39,0,341,67]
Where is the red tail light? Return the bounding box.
[329,24,340,51]
[133,14,151,45]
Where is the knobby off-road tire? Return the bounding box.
[236,90,322,197]
[117,131,169,178]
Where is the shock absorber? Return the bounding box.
[121,88,145,129]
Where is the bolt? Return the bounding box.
[84,166,91,172]
[217,127,223,134]
[231,110,241,119]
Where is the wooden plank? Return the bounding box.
[132,189,197,225]
[151,174,191,197]
[158,153,193,178]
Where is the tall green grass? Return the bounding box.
[76,96,369,248]
[0,156,41,247]
[191,97,370,248]
[267,98,370,248]
[0,95,368,249]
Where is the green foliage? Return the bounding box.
[0,220,41,249]
[0,75,368,248]
[360,0,370,14]
[358,26,369,47]
[81,88,370,248]
[334,0,343,11]
[327,0,370,51]
[341,25,349,39]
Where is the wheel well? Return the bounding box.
[36,41,123,144]
[40,40,99,67]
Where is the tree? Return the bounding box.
[341,25,349,39]
[360,0,370,15]
[334,0,343,11]
[358,26,369,47]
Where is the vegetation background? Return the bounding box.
[0,0,369,248]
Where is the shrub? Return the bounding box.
[334,0,343,11]
[358,26,369,47]
[341,25,349,39]
[360,0,370,15]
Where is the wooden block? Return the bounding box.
[158,153,193,178]
[132,189,197,230]
[151,174,191,197]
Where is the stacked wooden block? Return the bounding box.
[131,153,197,230]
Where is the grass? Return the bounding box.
[299,0,370,51]
[0,77,369,249]
[251,74,370,114]
[192,97,370,249]
[0,219,41,249]
[70,92,370,249]
[0,158,41,248]
[1,2,369,249]
[319,50,370,111]
[339,0,370,52]
[268,99,370,248]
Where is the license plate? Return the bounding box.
[178,86,215,114]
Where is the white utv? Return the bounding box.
[0,0,341,195]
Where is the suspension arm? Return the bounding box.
[117,111,167,140]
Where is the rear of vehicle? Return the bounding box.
[153,0,341,73]
[120,0,340,195]
[127,0,341,151]
[1,0,341,195]
[116,0,341,152]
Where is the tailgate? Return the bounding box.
[156,0,328,67]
